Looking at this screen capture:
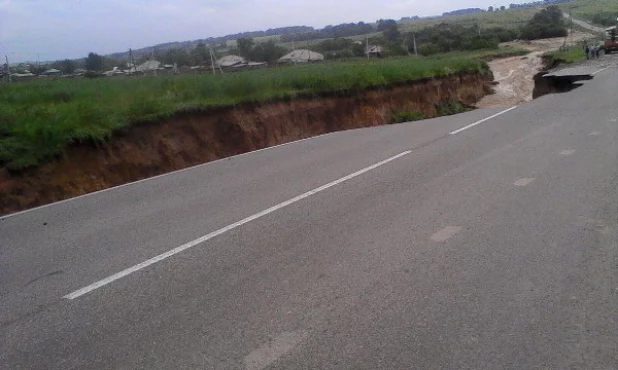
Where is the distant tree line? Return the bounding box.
[234,38,288,64]
[32,5,570,74]
[589,12,617,27]
[509,0,570,9]
[406,24,511,55]
[205,26,314,43]
[281,22,375,42]
[442,8,485,16]
[520,5,567,40]
[107,26,313,61]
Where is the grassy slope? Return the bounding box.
[0,54,496,170]
[227,7,540,51]
[558,0,618,23]
[399,7,539,32]
[544,46,586,65]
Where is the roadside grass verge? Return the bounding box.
[544,46,586,67]
[0,54,489,170]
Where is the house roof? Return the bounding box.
[42,69,62,74]
[278,49,324,63]
[366,45,383,54]
[136,60,161,72]
[217,55,246,67]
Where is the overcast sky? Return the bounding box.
[1,0,531,62]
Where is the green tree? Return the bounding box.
[163,48,190,67]
[236,38,255,59]
[191,42,209,65]
[500,6,506,11]
[85,52,103,71]
[59,59,76,74]
[352,42,366,57]
[521,5,567,40]
[488,6,494,11]
[376,19,397,32]
[384,24,401,42]
[249,40,287,64]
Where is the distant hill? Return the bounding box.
[104,0,574,61]
[106,26,314,60]
[509,0,571,9]
[442,8,485,17]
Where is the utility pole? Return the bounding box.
[570,7,574,46]
[366,35,369,59]
[208,45,222,75]
[403,35,412,56]
[413,33,418,56]
[209,45,216,75]
[5,55,11,83]
[129,48,136,73]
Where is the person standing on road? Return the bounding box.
[584,45,590,60]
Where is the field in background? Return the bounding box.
[0,52,507,170]
[399,7,539,33]
[214,7,542,52]
[558,0,618,25]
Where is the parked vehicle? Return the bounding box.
[603,26,618,53]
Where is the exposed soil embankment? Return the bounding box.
[0,72,492,215]
[476,31,594,108]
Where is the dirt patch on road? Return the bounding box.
[476,31,595,108]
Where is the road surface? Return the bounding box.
[563,12,606,35]
[1,61,617,369]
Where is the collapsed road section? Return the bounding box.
[533,69,594,99]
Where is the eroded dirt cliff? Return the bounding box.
[0,72,492,215]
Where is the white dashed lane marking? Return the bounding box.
[63,151,412,299]
[431,226,462,242]
[514,178,535,187]
[589,131,601,136]
[560,149,575,156]
[245,331,308,370]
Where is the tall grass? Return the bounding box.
[557,0,617,23]
[0,55,488,169]
[544,46,586,66]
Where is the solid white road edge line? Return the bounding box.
[592,67,610,75]
[63,150,412,300]
[1,132,336,220]
[449,106,517,135]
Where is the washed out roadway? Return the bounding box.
[1,63,617,369]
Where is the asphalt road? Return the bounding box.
[1,62,617,369]
[563,12,605,35]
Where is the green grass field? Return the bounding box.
[0,54,497,170]
[399,7,540,33]
[544,45,586,65]
[558,0,618,24]
[230,7,541,51]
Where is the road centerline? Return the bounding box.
[450,106,517,135]
[63,151,412,300]
[514,178,535,187]
[430,226,462,242]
